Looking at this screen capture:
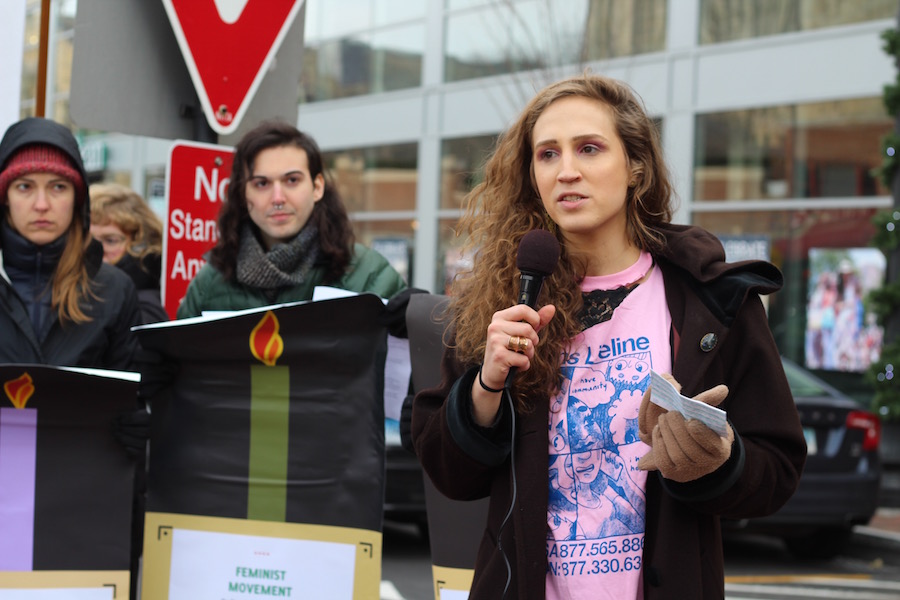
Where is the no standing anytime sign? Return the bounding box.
[162,141,235,320]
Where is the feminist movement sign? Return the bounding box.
[135,294,388,599]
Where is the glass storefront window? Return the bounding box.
[301,23,424,102]
[439,217,472,295]
[302,0,425,101]
[59,0,77,24]
[145,170,169,223]
[20,0,77,120]
[370,25,424,94]
[444,0,666,83]
[353,219,417,284]
[24,1,40,43]
[20,46,38,110]
[700,0,895,44]
[440,135,497,210]
[306,0,373,40]
[51,98,70,127]
[694,207,881,385]
[371,0,426,28]
[306,0,424,42]
[54,33,74,106]
[322,143,418,283]
[694,97,891,201]
[21,3,40,111]
[303,37,366,101]
[324,143,418,213]
[447,0,492,9]
[437,135,498,291]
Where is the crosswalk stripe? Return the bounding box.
[784,577,900,591]
[726,574,871,584]
[726,581,900,600]
[380,580,407,600]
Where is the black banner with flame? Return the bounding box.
[136,294,388,532]
[0,365,137,571]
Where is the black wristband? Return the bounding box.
[477,367,504,394]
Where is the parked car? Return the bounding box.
[723,356,882,559]
[384,347,883,557]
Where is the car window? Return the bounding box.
[781,359,829,397]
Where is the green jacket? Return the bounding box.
[177,243,407,318]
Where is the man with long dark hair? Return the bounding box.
[177,120,407,316]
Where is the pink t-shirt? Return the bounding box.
[546,251,671,600]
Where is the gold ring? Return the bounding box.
[507,335,529,353]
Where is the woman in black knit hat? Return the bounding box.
[0,116,140,369]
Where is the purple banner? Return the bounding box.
[0,407,37,570]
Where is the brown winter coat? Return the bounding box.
[411,223,807,599]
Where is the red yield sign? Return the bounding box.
[162,141,235,319]
[162,0,304,135]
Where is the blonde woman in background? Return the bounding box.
[90,182,168,323]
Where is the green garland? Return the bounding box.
[868,28,900,420]
[870,208,900,253]
[872,134,900,192]
[869,339,900,420]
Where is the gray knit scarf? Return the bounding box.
[235,223,320,302]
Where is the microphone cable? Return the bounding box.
[496,228,560,597]
[497,384,517,600]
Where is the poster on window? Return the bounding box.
[805,248,885,372]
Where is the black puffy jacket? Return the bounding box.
[0,117,140,369]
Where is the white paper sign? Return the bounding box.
[0,591,112,600]
[384,335,411,420]
[168,528,356,599]
[439,591,470,600]
[649,370,728,437]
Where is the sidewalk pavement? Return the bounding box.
[854,507,900,546]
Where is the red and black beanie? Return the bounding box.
[0,117,92,233]
[0,143,85,203]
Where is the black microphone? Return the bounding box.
[506,230,560,385]
[515,229,561,308]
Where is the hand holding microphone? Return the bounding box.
[474,231,560,423]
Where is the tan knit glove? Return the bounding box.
[637,372,680,446]
[637,376,731,482]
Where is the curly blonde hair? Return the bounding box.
[90,182,163,260]
[449,73,676,409]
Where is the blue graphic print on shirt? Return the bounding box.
[545,253,668,598]
[548,349,650,543]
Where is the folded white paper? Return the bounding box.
[649,370,728,437]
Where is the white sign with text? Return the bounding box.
[0,591,111,600]
[168,528,355,599]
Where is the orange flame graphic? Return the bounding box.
[4,372,35,409]
[249,310,284,367]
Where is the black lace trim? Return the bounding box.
[578,284,639,330]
